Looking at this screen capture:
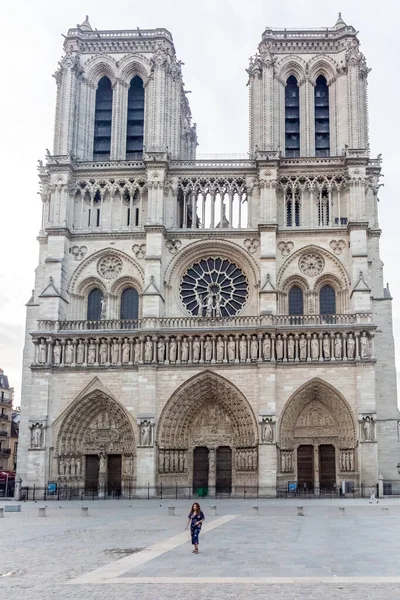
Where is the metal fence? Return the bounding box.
[14,483,374,502]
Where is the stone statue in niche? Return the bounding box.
[275,335,283,360]
[144,337,153,362]
[299,334,307,360]
[181,337,189,362]
[134,339,140,363]
[169,338,177,362]
[75,456,81,476]
[122,338,130,363]
[31,423,43,448]
[263,335,271,360]
[88,341,96,365]
[157,338,165,362]
[310,333,319,360]
[53,340,62,365]
[227,336,235,361]
[99,339,108,364]
[323,334,330,359]
[334,334,342,359]
[100,296,107,319]
[76,341,84,364]
[239,336,247,361]
[287,336,295,360]
[216,336,224,362]
[140,420,152,446]
[261,418,273,443]
[38,339,47,364]
[360,332,369,359]
[347,333,355,359]
[192,337,200,362]
[65,341,73,365]
[362,416,374,441]
[250,336,258,361]
[111,339,119,364]
[99,452,107,474]
[204,337,212,362]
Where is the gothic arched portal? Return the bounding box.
[278,378,357,492]
[55,391,136,496]
[157,371,259,494]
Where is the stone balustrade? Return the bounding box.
[36,313,373,333]
[31,327,375,368]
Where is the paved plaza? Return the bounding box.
[1,498,400,599]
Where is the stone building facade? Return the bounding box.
[17,15,399,497]
[0,369,14,471]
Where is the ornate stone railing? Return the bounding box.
[36,313,373,333]
[31,327,375,368]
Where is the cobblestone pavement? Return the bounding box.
[1,498,400,599]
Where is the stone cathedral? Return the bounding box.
[17,15,399,498]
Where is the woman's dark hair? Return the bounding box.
[191,502,200,514]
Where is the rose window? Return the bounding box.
[97,255,123,279]
[180,257,249,317]
[298,253,325,277]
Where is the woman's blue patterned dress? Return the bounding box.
[188,510,205,545]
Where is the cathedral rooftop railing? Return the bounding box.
[66,27,173,40]
[36,313,373,334]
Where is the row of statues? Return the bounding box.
[34,330,372,366]
[58,452,135,478]
[158,449,187,473]
[236,448,258,472]
[340,449,355,472]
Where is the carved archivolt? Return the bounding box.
[55,390,136,458]
[157,371,258,449]
[68,247,144,296]
[279,378,356,450]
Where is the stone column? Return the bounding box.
[208,448,216,497]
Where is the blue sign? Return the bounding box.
[47,482,57,495]
[288,481,298,493]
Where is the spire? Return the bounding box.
[78,15,92,31]
[334,12,346,30]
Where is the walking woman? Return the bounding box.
[186,502,205,553]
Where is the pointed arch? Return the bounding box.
[278,377,357,449]
[157,371,258,448]
[84,56,118,86]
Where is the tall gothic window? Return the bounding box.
[285,76,300,158]
[286,188,301,227]
[126,76,144,159]
[318,187,330,226]
[93,77,113,161]
[315,75,330,157]
[320,285,336,315]
[289,286,304,315]
[87,288,103,321]
[120,288,139,320]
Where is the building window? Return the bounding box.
[289,286,304,315]
[87,288,104,321]
[93,77,113,161]
[285,76,300,158]
[318,187,330,226]
[320,285,336,315]
[315,75,330,157]
[285,188,301,227]
[126,76,144,160]
[120,288,139,320]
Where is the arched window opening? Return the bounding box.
[87,288,104,321]
[289,286,304,315]
[315,75,330,157]
[126,76,144,159]
[320,285,336,315]
[285,76,300,158]
[318,187,330,226]
[120,287,139,321]
[285,188,301,227]
[88,190,102,227]
[93,77,113,161]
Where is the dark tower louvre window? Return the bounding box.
[126,76,144,159]
[285,76,300,158]
[289,286,304,316]
[93,77,113,161]
[320,285,336,315]
[87,288,103,321]
[120,288,139,320]
[315,75,330,157]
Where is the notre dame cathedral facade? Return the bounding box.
[17,15,399,498]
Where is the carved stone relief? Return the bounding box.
[165,239,182,254]
[330,239,346,255]
[361,415,375,442]
[132,243,146,259]
[97,255,123,279]
[243,238,260,254]
[260,417,274,443]
[278,241,294,257]
[299,253,325,277]
[139,419,154,447]
[30,423,44,449]
[71,245,88,261]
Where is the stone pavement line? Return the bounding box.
[99,576,400,585]
[68,514,237,585]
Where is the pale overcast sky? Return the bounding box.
[0,0,399,402]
